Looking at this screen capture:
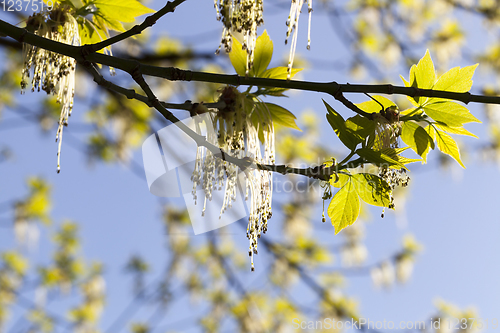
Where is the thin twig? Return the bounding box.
[84,0,187,53]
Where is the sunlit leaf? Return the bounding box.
[355,95,396,114]
[330,173,350,188]
[412,50,436,90]
[351,173,391,207]
[433,122,478,138]
[433,64,478,93]
[228,36,247,76]
[259,67,302,96]
[400,108,422,116]
[400,74,410,88]
[264,103,300,131]
[328,179,360,234]
[94,12,125,33]
[381,147,421,162]
[423,101,480,127]
[356,147,406,169]
[433,128,466,168]
[425,123,435,140]
[324,100,359,150]
[78,19,108,46]
[401,121,434,162]
[251,100,271,142]
[396,155,423,165]
[345,115,377,141]
[261,67,302,80]
[250,30,273,77]
[93,0,154,24]
[401,50,434,106]
[401,50,480,148]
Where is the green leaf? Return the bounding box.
[328,179,360,234]
[330,173,350,188]
[228,36,247,76]
[250,30,273,77]
[400,107,423,118]
[258,89,288,97]
[324,100,359,150]
[345,115,377,141]
[78,19,109,52]
[381,147,421,162]
[433,122,478,138]
[433,128,466,168]
[261,67,302,80]
[356,147,420,169]
[401,121,434,162]
[423,101,480,127]
[248,99,266,142]
[230,31,290,78]
[356,147,406,169]
[412,49,436,90]
[93,12,125,32]
[252,101,297,143]
[401,49,480,138]
[351,173,391,207]
[355,95,396,114]
[394,155,423,166]
[401,50,436,105]
[93,0,154,23]
[264,103,300,131]
[259,67,302,96]
[433,64,479,93]
[400,74,410,88]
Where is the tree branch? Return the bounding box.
[2,18,500,106]
[82,62,341,181]
[1,14,495,182]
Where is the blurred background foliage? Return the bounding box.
[0,0,499,332]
